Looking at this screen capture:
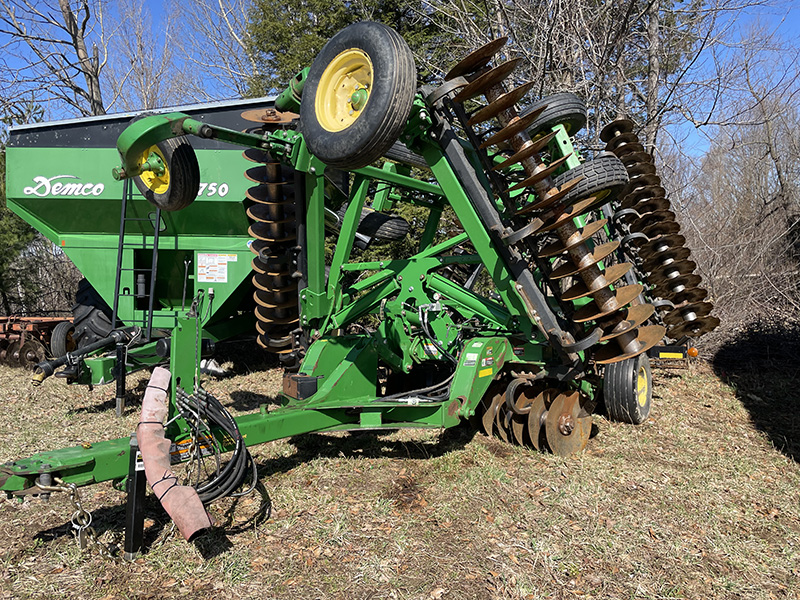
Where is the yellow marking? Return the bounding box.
[658,352,684,359]
[478,368,493,378]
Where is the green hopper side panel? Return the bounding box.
[5,98,277,336]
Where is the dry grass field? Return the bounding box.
[1,333,798,600]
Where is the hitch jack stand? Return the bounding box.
[123,433,146,560]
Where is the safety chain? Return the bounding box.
[36,477,122,561]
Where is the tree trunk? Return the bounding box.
[644,0,660,153]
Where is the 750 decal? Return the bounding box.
[197,182,229,197]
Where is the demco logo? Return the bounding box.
[24,175,105,197]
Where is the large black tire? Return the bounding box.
[551,154,629,205]
[300,22,416,169]
[72,279,114,348]
[132,134,200,211]
[602,352,652,424]
[521,92,587,139]
[50,320,77,357]
[335,204,410,242]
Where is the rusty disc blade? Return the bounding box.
[654,273,702,297]
[641,246,692,272]
[254,289,296,309]
[253,276,297,294]
[561,263,632,301]
[243,148,273,163]
[642,220,681,238]
[510,392,534,445]
[241,108,298,124]
[613,142,647,157]
[593,325,665,365]
[526,390,552,451]
[493,131,557,171]
[19,340,46,370]
[620,151,653,166]
[454,58,524,102]
[545,391,592,456]
[494,392,511,443]
[626,161,657,177]
[468,82,535,125]
[629,196,672,215]
[662,301,714,327]
[254,306,299,325]
[539,219,608,258]
[481,386,505,437]
[621,173,661,194]
[573,284,644,323]
[507,153,572,192]
[246,184,292,204]
[549,241,620,280]
[620,185,667,208]
[668,287,709,305]
[516,175,583,214]
[666,315,720,339]
[647,260,698,287]
[480,107,547,149]
[599,303,656,342]
[630,209,677,233]
[604,131,639,148]
[248,222,296,243]
[536,196,598,233]
[446,37,508,80]
[246,203,294,223]
[639,233,686,256]
[599,118,635,142]
[245,164,286,184]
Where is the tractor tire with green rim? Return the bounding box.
[72,279,114,348]
[132,135,200,211]
[50,320,77,357]
[300,21,417,170]
[551,154,629,205]
[602,352,652,424]
[522,92,587,139]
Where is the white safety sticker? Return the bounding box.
[198,253,237,283]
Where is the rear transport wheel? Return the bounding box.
[522,92,587,139]
[602,352,652,424]
[300,21,417,169]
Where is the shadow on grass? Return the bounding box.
[257,423,479,478]
[712,320,800,462]
[68,378,150,415]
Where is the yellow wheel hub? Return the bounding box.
[315,49,373,132]
[636,366,649,407]
[139,145,169,194]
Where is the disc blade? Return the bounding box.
[468,82,535,125]
[446,37,508,80]
[454,58,524,102]
[545,391,592,456]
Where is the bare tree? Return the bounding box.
[102,0,192,110]
[171,0,256,101]
[0,0,114,116]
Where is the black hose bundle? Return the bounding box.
[175,387,258,504]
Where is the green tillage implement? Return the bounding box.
[1,25,712,554]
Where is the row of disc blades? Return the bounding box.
[0,338,46,369]
[600,119,719,340]
[242,110,301,364]
[444,38,664,365]
[476,380,593,456]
